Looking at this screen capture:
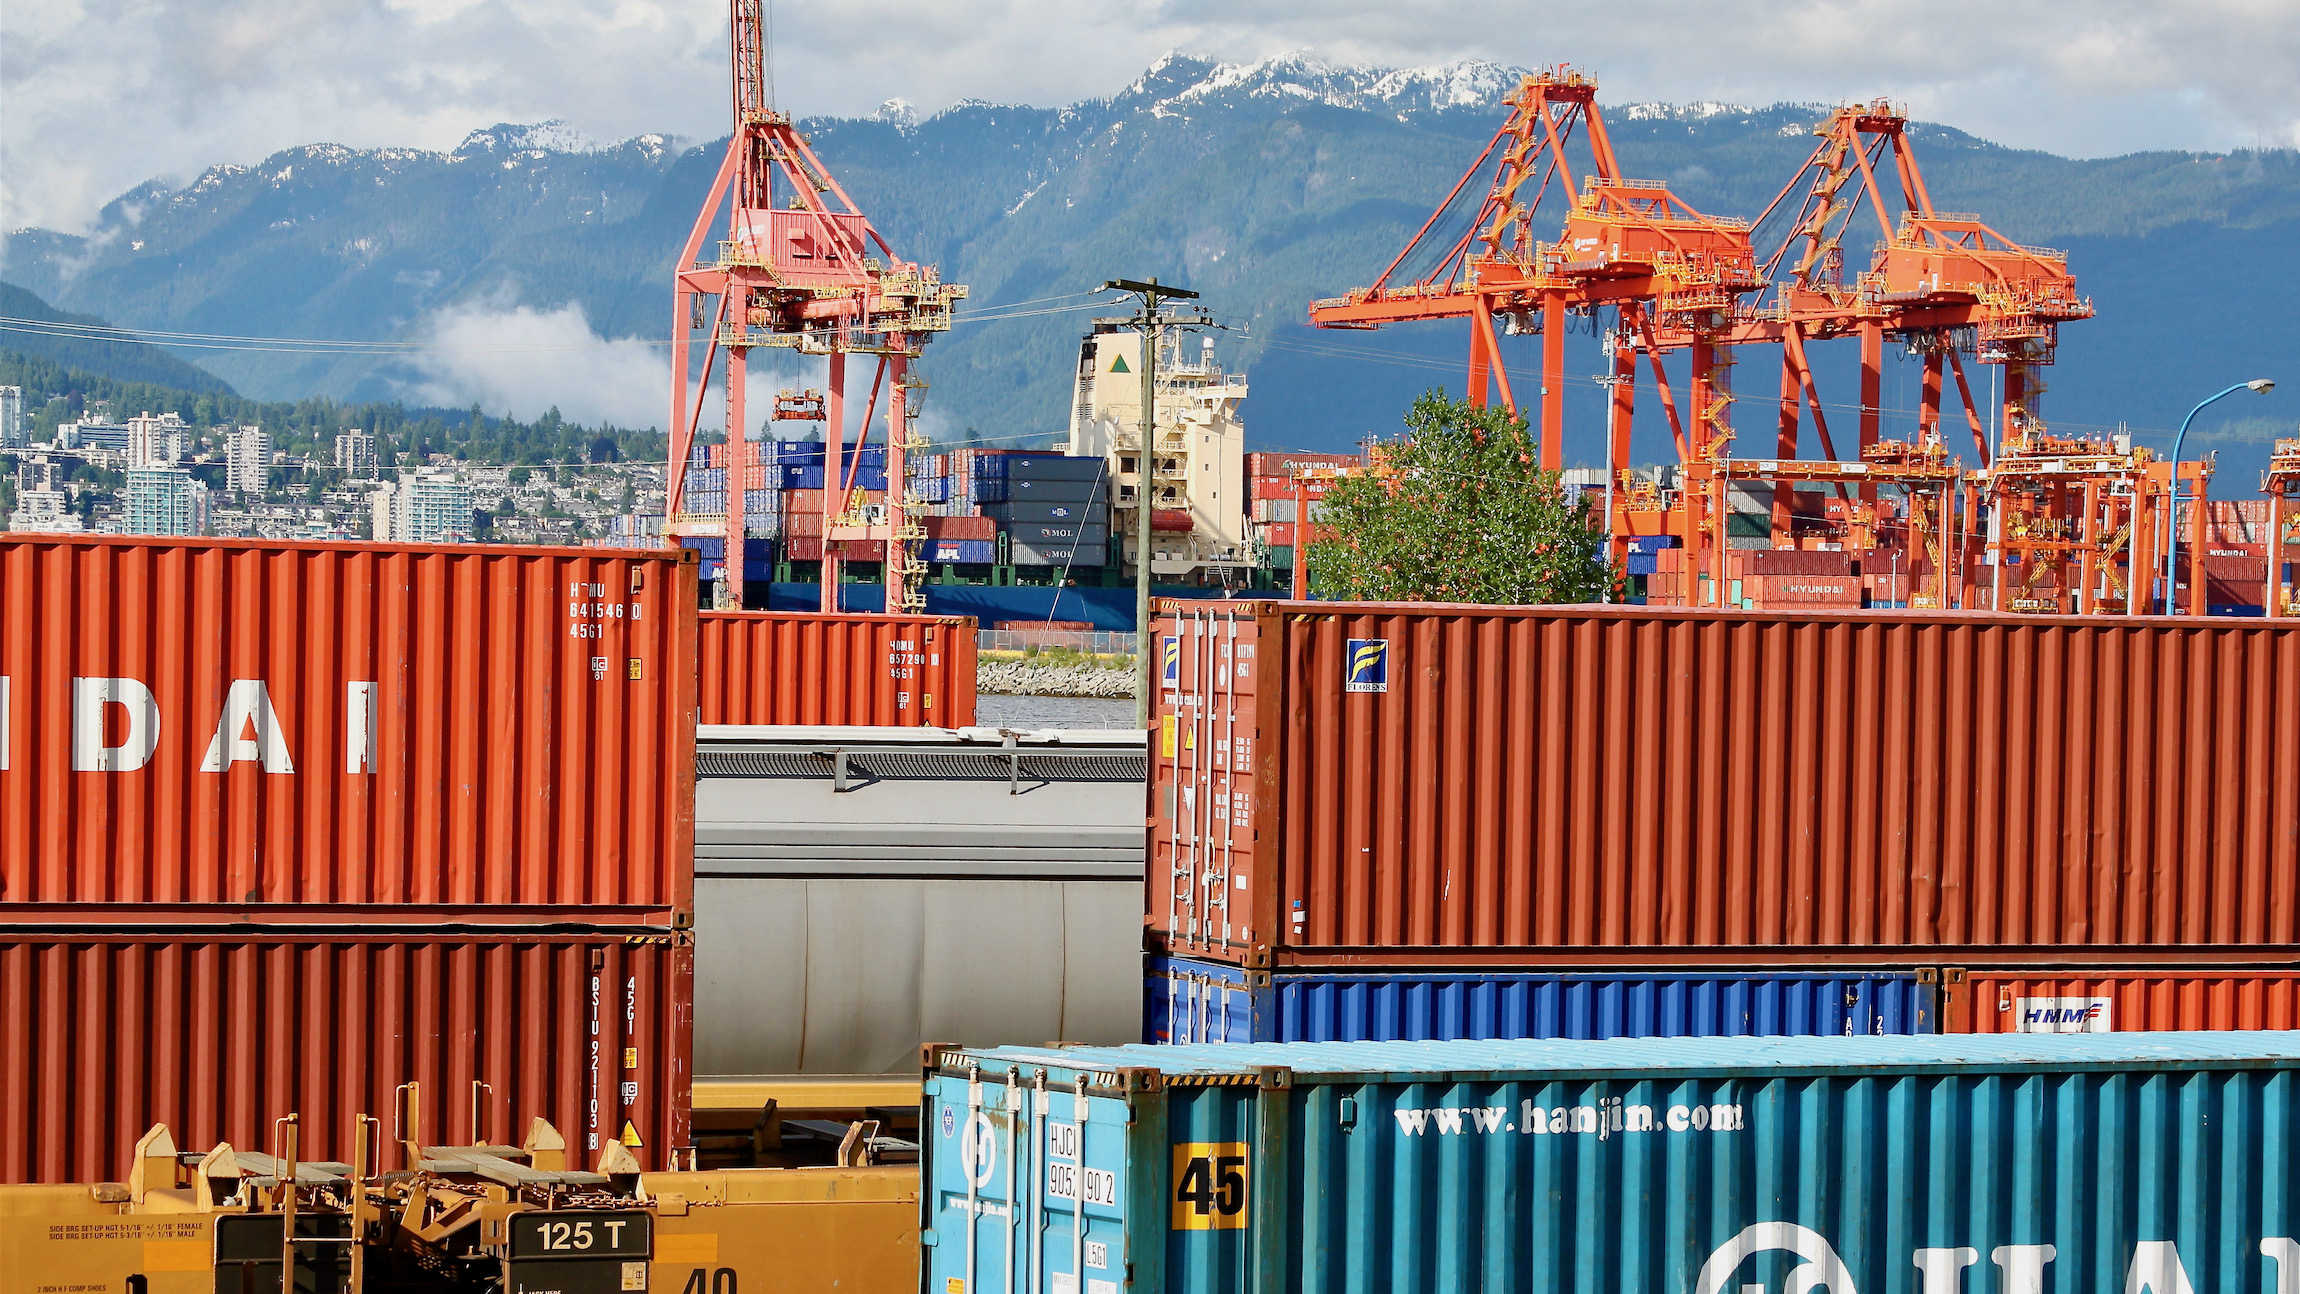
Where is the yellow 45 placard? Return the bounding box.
[1170,1142,1248,1230]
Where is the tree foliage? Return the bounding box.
[1306,391,1615,605]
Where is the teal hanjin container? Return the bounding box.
[921,1033,2300,1294]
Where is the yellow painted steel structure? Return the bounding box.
[690,1076,921,1112]
[0,1124,916,1294]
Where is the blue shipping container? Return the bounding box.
[1626,552,1660,575]
[1145,958,1938,1045]
[1623,534,1680,554]
[922,1032,2300,1294]
[781,465,889,491]
[972,479,1010,504]
[927,539,997,564]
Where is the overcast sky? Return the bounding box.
[7,0,2300,235]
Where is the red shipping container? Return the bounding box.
[782,537,887,562]
[697,610,977,726]
[2200,554,2269,605]
[0,536,697,925]
[1245,451,1360,478]
[924,515,996,541]
[1746,574,1863,604]
[1737,549,1853,577]
[0,928,690,1184]
[1945,968,2300,1033]
[1150,599,2300,969]
[1251,476,1337,502]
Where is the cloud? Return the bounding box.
[403,299,673,428]
[8,1,2300,236]
[403,297,909,437]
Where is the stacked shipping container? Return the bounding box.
[1243,451,1359,568]
[988,455,1112,567]
[1146,598,2300,1043]
[0,535,701,1181]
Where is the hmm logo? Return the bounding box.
[2014,996,2111,1033]
[1345,639,1388,693]
[1161,636,1181,688]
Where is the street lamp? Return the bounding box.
[2162,379,2274,614]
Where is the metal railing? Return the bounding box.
[978,628,1138,656]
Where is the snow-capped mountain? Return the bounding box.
[4,55,2293,460]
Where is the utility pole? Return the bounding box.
[1103,277,1200,727]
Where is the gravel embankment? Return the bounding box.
[976,660,1137,698]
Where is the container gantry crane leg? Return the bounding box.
[2267,439,2300,617]
[665,0,963,614]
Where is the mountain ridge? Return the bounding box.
[6,54,2298,479]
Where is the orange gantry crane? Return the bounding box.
[1734,100,2092,471]
[1649,99,2105,607]
[1308,68,1763,478]
[666,0,966,611]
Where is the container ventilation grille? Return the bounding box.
[697,749,1146,782]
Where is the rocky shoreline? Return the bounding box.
[976,659,1136,698]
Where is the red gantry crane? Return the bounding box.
[1308,68,1764,476]
[666,0,966,612]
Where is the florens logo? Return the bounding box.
[1345,638,1388,693]
[1162,636,1180,687]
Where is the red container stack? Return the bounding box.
[0,535,703,1180]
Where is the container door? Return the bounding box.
[1151,606,1261,962]
[924,1071,1133,1294]
[924,1070,1024,1294]
[1032,1080,1134,1294]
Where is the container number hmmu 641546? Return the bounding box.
[1170,1142,1247,1230]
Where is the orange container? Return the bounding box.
[697,610,976,726]
[1151,599,2300,969]
[0,928,691,1184]
[0,536,697,924]
[1745,574,1863,604]
[1945,967,2300,1032]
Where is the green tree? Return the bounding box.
[1307,390,1616,605]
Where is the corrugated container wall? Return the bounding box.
[1145,957,1938,1045]
[0,537,698,923]
[1946,967,2300,1032]
[694,610,976,727]
[1149,599,2300,967]
[0,929,691,1184]
[921,1033,2300,1294]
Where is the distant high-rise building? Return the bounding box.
[64,421,131,454]
[8,458,80,533]
[371,470,471,544]
[224,424,273,495]
[125,467,203,536]
[0,386,24,449]
[334,429,378,474]
[126,411,190,467]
